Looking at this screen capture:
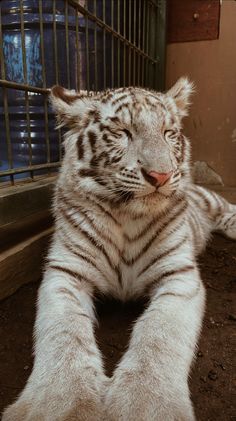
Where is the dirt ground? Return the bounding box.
[0,234,235,420]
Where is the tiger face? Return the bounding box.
[51,78,193,206]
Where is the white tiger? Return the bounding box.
[3,78,236,421]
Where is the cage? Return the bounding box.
[0,0,166,187]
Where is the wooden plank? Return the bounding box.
[167,0,221,43]
[0,177,56,227]
[0,228,53,300]
[0,209,53,251]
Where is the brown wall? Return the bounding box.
[166,1,236,186]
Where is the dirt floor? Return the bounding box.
[0,234,235,420]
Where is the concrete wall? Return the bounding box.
[166,1,236,186]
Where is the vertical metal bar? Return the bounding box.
[0,5,14,184]
[85,14,90,91]
[128,0,131,85]
[111,0,114,88]
[103,0,106,89]
[65,0,70,89]
[75,7,80,91]
[137,53,140,86]
[117,0,120,87]
[137,0,141,86]
[123,0,126,86]
[20,0,33,178]
[133,0,136,85]
[39,0,50,166]
[53,0,59,85]
[141,0,146,86]
[155,0,167,91]
[93,0,98,91]
[138,0,141,49]
[145,0,150,87]
[148,4,155,89]
[53,0,62,161]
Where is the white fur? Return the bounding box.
[3,79,236,421]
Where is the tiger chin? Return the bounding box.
[3,78,236,421]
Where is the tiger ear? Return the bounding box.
[167,77,194,117]
[50,85,91,127]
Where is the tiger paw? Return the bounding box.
[105,368,195,421]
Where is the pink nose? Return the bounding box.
[148,171,173,186]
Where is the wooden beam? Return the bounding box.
[0,228,53,300]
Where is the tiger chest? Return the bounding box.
[112,216,162,298]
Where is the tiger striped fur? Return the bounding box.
[3,78,236,421]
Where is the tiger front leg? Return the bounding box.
[105,266,205,421]
[2,269,107,421]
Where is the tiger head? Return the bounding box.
[51,78,193,209]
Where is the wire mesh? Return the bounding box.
[0,0,166,186]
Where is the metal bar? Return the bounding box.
[93,0,98,91]
[133,0,136,85]
[85,14,90,91]
[39,0,46,88]
[65,0,70,88]
[155,0,167,91]
[67,0,157,64]
[0,6,14,184]
[53,0,59,85]
[141,1,146,86]
[111,0,114,88]
[0,79,50,94]
[39,0,50,166]
[137,52,140,86]
[137,0,141,86]
[53,0,62,161]
[148,3,155,88]
[103,0,106,89]
[1,89,14,184]
[20,0,33,177]
[0,162,61,177]
[75,7,81,91]
[145,0,150,87]
[138,0,141,49]
[128,0,131,85]
[123,0,126,86]
[117,0,120,87]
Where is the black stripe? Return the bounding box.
[123,201,187,265]
[59,204,117,274]
[124,196,183,243]
[112,94,129,105]
[62,238,111,285]
[48,264,96,289]
[48,264,79,280]
[110,155,122,164]
[115,103,130,114]
[88,130,97,153]
[77,133,84,160]
[145,265,195,296]
[139,236,188,277]
[79,168,97,178]
[57,287,80,304]
[88,195,121,226]
[191,188,212,213]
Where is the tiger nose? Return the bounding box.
[148,170,173,186]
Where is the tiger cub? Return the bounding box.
[3,78,236,421]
